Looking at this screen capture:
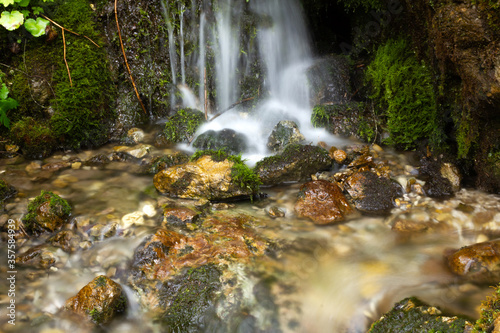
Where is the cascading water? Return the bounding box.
[181,0,345,163]
[161,0,178,108]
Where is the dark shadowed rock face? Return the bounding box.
[193,128,248,155]
[446,240,500,283]
[294,180,354,225]
[254,144,333,186]
[64,275,127,325]
[345,171,403,215]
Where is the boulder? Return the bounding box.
[294,180,353,225]
[193,129,248,155]
[154,153,260,201]
[254,144,332,186]
[445,240,500,283]
[22,190,72,235]
[345,171,403,215]
[267,120,305,152]
[64,275,127,325]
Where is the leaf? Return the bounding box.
[0,97,18,129]
[0,83,9,100]
[15,0,29,7]
[24,17,48,37]
[0,0,15,7]
[32,6,43,15]
[0,10,23,31]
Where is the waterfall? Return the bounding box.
[179,4,186,85]
[198,12,206,113]
[161,0,178,109]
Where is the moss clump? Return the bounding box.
[368,297,469,333]
[159,264,222,332]
[366,37,444,149]
[191,149,262,194]
[10,117,57,159]
[0,178,16,205]
[23,190,71,234]
[148,152,190,174]
[48,0,116,149]
[472,284,500,332]
[163,108,206,143]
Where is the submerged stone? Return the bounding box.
[368,297,470,333]
[294,180,353,225]
[254,144,332,186]
[64,275,127,325]
[446,240,500,283]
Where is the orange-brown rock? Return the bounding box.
[162,207,200,227]
[294,180,353,225]
[446,240,500,283]
[64,275,127,325]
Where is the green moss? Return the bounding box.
[366,37,444,149]
[148,152,190,174]
[163,108,206,143]
[88,308,104,324]
[95,276,107,288]
[10,117,57,159]
[336,0,384,12]
[472,284,500,332]
[191,149,262,194]
[23,190,71,233]
[48,0,116,149]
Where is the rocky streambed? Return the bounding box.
[1,128,500,333]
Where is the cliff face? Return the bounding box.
[405,0,500,192]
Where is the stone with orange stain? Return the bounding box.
[64,275,127,325]
[162,207,201,227]
[446,240,500,283]
[294,180,353,225]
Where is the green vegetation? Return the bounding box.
[191,149,262,193]
[0,77,18,129]
[48,0,116,149]
[88,307,104,324]
[94,276,107,288]
[472,284,500,332]
[22,190,71,233]
[0,0,51,37]
[336,0,384,12]
[163,108,205,143]
[159,264,222,331]
[366,37,444,149]
[10,117,56,158]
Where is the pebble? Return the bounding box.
[121,211,145,228]
[71,161,82,169]
[141,203,156,217]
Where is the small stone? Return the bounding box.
[127,127,145,144]
[141,203,156,217]
[26,161,42,173]
[163,207,200,226]
[6,144,19,153]
[333,149,347,164]
[71,162,82,170]
[267,206,285,218]
[121,211,144,228]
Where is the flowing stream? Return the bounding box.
[1,0,500,332]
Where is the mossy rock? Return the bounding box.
[365,37,445,149]
[22,190,71,235]
[192,129,248,155]
[10,117,57,159]
[163,108,206,144]
[368,297,470,333]
[0,178,17,204]
[147,152,190,174]
[158,264,222,332]
[472,283,500,332]
[254,144,333,186]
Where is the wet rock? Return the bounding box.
[129,211,270,318]
[84,154,111,167]
[162,207,201,227]
[330,147,347,164]
[446,240,500,283]
[157,264,222,332]
[391,219,429,234]
[124,127,145,145]
[41,161,72,172]
[267,206,285,218]
[345,171,403,215]
[154,153,260,201]
[419,156,457,197]
[254,144,333,186]
[48,230,82,253]
[22,191,72,235]
[64,275,127,325]
[193,129,248,155]
[294,180,353,225]
[368,297,470,332]
[440,162,462,193]
[89,222,118,240]
[0,178,17,203]
[471,283,500,332]
[308,56,351,105]
[163,108,206,144]
[113,144,151,159]
[16,244,57,269]
[153,131,171,148]
[147,152,190,174]
[267,120,305,152]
